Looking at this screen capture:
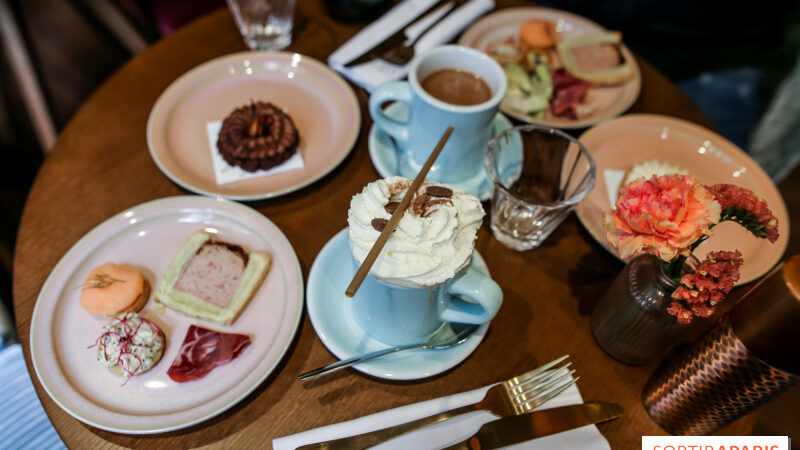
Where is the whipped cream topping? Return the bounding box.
[348,176,484,288]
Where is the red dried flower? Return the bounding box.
[706,184,779,243]
[668,250,743,324]
[667,302,694,324]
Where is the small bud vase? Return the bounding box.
[591,253,699,365]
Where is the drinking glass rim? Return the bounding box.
[484,124,597,209]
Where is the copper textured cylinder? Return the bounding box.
[642,256,800,435]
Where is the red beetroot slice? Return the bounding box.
[167,325,251,382]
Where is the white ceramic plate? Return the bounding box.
[306,229,488,380]
[458,7,641,129]
[147,52,360,200]
[30,196,304,433]
[576,114,790,284]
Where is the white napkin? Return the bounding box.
[273,382,610,450]
[604,169,625,209]
[328,0,495,92]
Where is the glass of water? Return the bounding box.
[226,0,296,51]
[485,125,596,251]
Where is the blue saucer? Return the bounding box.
[368,103,521,201]
[306,229,490,380]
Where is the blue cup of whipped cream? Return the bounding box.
[347,176,503,346]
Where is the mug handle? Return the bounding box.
[440,266,502,324]
[368,81,412,147]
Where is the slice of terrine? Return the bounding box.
[155,230,271,325]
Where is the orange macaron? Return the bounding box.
[80,263,150,317]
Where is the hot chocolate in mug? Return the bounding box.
[349,255,503,346]
[369,45,507,183]
[347,176,503,345]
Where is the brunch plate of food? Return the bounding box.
[575,114,789,284]
[458,7,641,129]
[29,196,304,433]
[147,52,360,200]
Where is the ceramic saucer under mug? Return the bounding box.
[306,229,489,380]
[368,103,520,201]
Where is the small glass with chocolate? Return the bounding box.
[485,125,596,250]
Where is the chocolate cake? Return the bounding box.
[216,101,299,172]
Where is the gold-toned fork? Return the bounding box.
[297,355,577,450]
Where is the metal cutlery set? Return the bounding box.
[343,0,469,67]
[297,356,623,449]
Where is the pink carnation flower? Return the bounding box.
[604,175,721,261]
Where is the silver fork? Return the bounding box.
[379,0,468,66]
[296,355,577,450]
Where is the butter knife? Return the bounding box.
[442,402,624,450]
[342,0,455,68]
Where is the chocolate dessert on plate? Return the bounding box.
[217,101,300,172]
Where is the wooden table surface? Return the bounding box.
[13,1,773,448]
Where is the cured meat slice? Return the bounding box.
[550,69,592,118]
[167,325,251,382]
[551,68,588,91]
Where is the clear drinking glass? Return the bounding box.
[226,0,296,51]
[485,125,596,251]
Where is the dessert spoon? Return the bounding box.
[298,322,480,381]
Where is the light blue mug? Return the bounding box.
[350,254,503,346]
[369,45,507,183]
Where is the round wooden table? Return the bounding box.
[13,1,762,448]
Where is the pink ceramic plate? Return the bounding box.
[29,196,304,433]
[458,7,641,129]
[147,52,360,200]
[576,114,789,284]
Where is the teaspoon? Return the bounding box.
[298,323,480,382]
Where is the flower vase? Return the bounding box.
[591,253,697,365]
[643,256,800,434]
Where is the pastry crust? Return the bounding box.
[556,31,634,85]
